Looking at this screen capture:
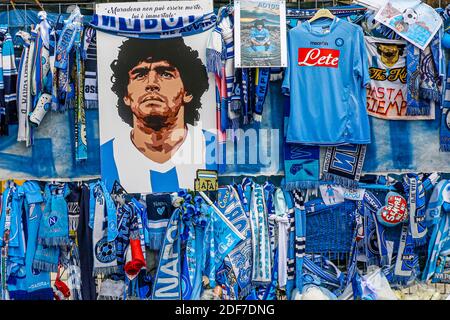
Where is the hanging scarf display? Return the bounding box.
[145,193,173,250]
[152,208,182,300]
[322,144,367,188]
[441,61,450,152]
[283,143,320,190]
[249,184,271,286]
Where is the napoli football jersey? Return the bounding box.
[282,18,371,145]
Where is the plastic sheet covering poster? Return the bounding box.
[96,1,217,193]
[364,36,434,120]
[375,0,442,50]
[234,0,287,68]
[0,111,100,180]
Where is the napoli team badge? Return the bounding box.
[335,38,344,47]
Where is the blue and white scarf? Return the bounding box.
[404,174,427,245]
[249,183,271,286]
[152,208,182,300]
[145,193,173,250]
[0,26,18,135]
[283,191,296,299]
[20,182,52,299]
[37,183,70,246]
[90,181,119,276]
[406,34,441,116]
[441,61,450,151]
[284,143,320,190]
[291,190,306,294]
[393,223,418,285]
[422,180,450,281]
[91,12,216,39]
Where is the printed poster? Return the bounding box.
[234,0,287,68]
[96,1,217,194]
[365,36,434,120]
[375,0,442,50]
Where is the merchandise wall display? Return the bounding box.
[0,0,449,301]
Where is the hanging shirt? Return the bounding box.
[282,18,371,146]
[101,124,217,193]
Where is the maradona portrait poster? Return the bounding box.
[94,1,218,193]
[234,0,287,68]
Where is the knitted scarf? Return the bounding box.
[441,60,450,152]
[37,183,70,246]
[15,31,32,142]
[74,26,87,162]
[253,68,270,122]
[273,188,289,288]
[422,180,450,281]
[82,27,98,110]
[323,144,367,188]
[284,143,320,190]
[283,191,296,299]
[91,181,119,276]
[91,12,217,39]
[291,190,306,294]
[152,208,182,300]
[113,203,132,280]
[403,174,427,245]
[22,181,52,299]
[248,183,271,286]
[406,34,441,116]
[363,190,389,266]
[66,240,83,300]
[393,223,418,285]
[145,193,173,250]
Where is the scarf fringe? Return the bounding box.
[322,172,359,188]
[84,100,98,109]
[439,143,450,152]
[38,237,70,246]
[206,48,223,75]
[420,88,441,103]
[284,180,319,191]
[32,260,59,273]
[406,105,431,116]
[230,99,241,111]
[147,233,165,251]
[93,266,119,277]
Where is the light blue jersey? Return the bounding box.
[282,18,371,146]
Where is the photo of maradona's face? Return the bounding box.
[124,59,193,131]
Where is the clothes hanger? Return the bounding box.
[308,8,335,23]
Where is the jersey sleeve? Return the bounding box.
[354,27,370,88]
[281,30,291,95]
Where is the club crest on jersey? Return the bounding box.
[298,48,340,68]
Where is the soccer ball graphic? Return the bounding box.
[403,8,418,25]
[95,238,116,263]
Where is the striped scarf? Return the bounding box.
[291,190,306,294]
[0,26,18,135]
[249,183,271,286]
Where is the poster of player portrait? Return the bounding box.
[375,0,442,50]
[95,1,217,194]
[234,0,287,68]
